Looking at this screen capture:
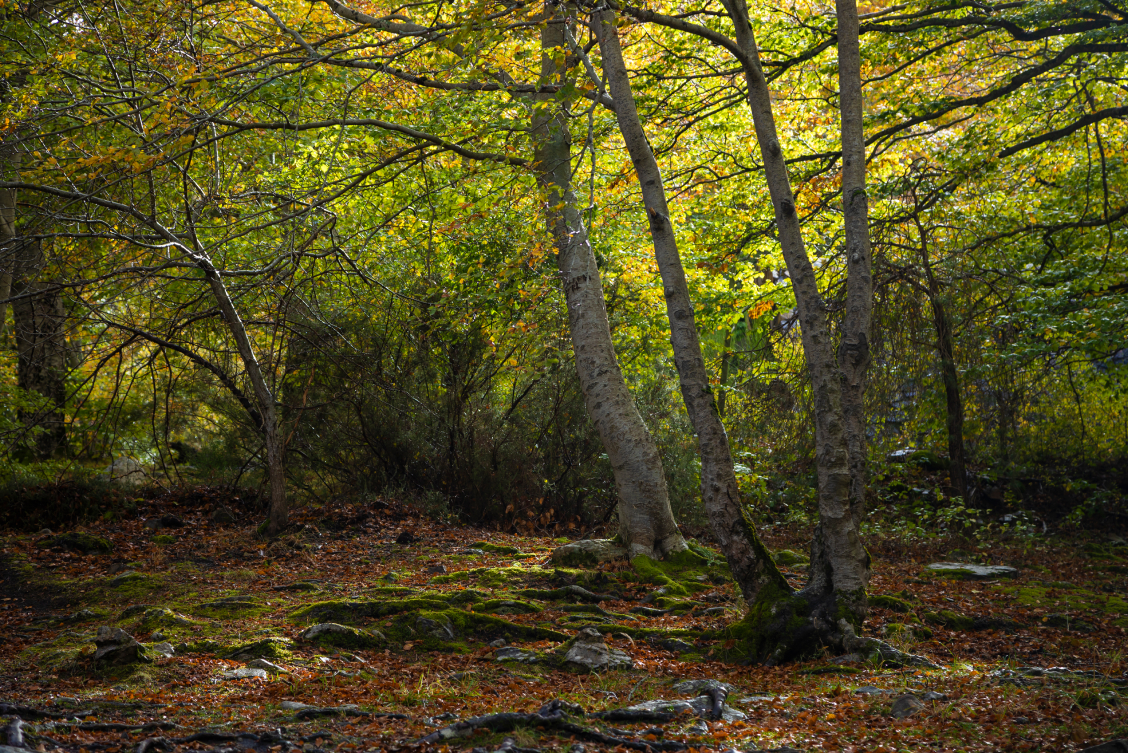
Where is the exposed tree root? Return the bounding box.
[416,700,688,751]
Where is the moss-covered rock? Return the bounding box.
[468,541,534,558]
[222,636,295,661]
[629,550,718,597]
[476,599,542,615]
[380,609,566,651]
[549,539,627,567]
[136,607,196,632]
[36,532,113,554]
[883,622,933,640]
[430,566,552,587]
[869,594,914,614]
[191,597,267,619]
[923,609,974,630]
[152,534,177,546]
[300,623,387,649]
[290,598,451,625]
[773,550,810,567]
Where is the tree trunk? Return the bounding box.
[707,0,870,660]
[917,235,967,500]
[834,0,873,527]
[594,9,786,599]
[9,238,68,458]
[536,5,685,559]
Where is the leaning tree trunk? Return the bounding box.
[535,5,686,559]
[594,9,787,600]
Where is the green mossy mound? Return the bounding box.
[290,598,453,625]
[301,623,387,649]
[773,550,810,567]
[190,598,267,619]
[476,599,543,615]
[469,541,534,558]
[629,550,723,597]
[923,609,974,630]
[136,607,197,632]
[222,636,295,661]
[381,609,566,651]
[36,532,113,554]
[430,566,553,587]
[152,534,177,546]
[869,594,914,613]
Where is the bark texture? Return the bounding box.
[594,9,786,601]
[535,6,685,559]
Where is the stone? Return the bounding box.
[495,647,539,664]
[922,691,948,702]
[773,550,809,567]
[489,638,507,648]
[280,701,313,710]
[672,679,736,696]
[299,623,385,648]
[890,694,925,719]
[221,667,268,680]
[111,571,145,587]
[93,627,152,665]
[623,697,747,722]
[247,659,287,673]
[686,722,709,735]
[923,609,974,631]
[649,637,695,652]
[104,456,147,486]
[396,530,417,545]
[853,686,893,696]
[60,609,99,624]
[425,565,447,575]
[211,506,237,526]
[415,616,456,640]
[924,562,1018,580]
[563,628,633,672]
[148,642,175,658]
[550,539,627,567]
[37,532,113,555]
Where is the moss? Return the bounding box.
[773,550,810,567]
[190,598,267,619]
[36,531,113,554]
[430,566,552,587]
[469,541,533,558]
[995,583,1128,628]
[379,609,566,652]
[221,636,295,661]
[923,609,974,630]
[651,597,705,613]
[290,598,452,625]
[136,607,197,632]
[476,599,543,615]
[152,534,177,546]
[884,622,933,640]
[869,594,914,613]
[716,579,812,664]
[302,624,387,649]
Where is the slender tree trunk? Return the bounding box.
[709,0,870,658]
[917,236,967,500]
[0,180,14,338]
[835,0,873,528]
[535,5,685,559]
[594,9,786,599]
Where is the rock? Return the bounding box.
[686,722,709,735]
[415,615,456,640]
[143,518,163,531]
[495,647,539,664]
[773,550,809,567]
[299,623,385,648]
[923,609,974,631]
[1079,740,1128,753]
[37,532,113,555]
[247,659,287,673]
[622,697,747,722]
[869,594,914,613]
[425,565,447,575]
[280,701,313,711]
[211,506,237,526]
[853,686,893,696]
[563,628,633,672]
[648,637,695,653]
[93,627,152,665]
[887,448,915,462]
[60,609,100,624]
[883,622,933,640]
[924,562,1018,580]
[922,691,948,702]
[890,694,925,719]
[672,679,736,696]
[631,607,669,617]
[223,637,294,661]
[1043,613,1095,632]
[396,531,417,545]
[104,456,147,486]
[140,607,194,628]
[550,539,627,567]
[111,571,145,587]
[149,642,175,658]
[221,667,268,680]
[489,638,507,648]
[159,513,185,528]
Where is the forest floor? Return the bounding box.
[0,489,1126,753]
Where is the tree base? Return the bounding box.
[718,584,935,667]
